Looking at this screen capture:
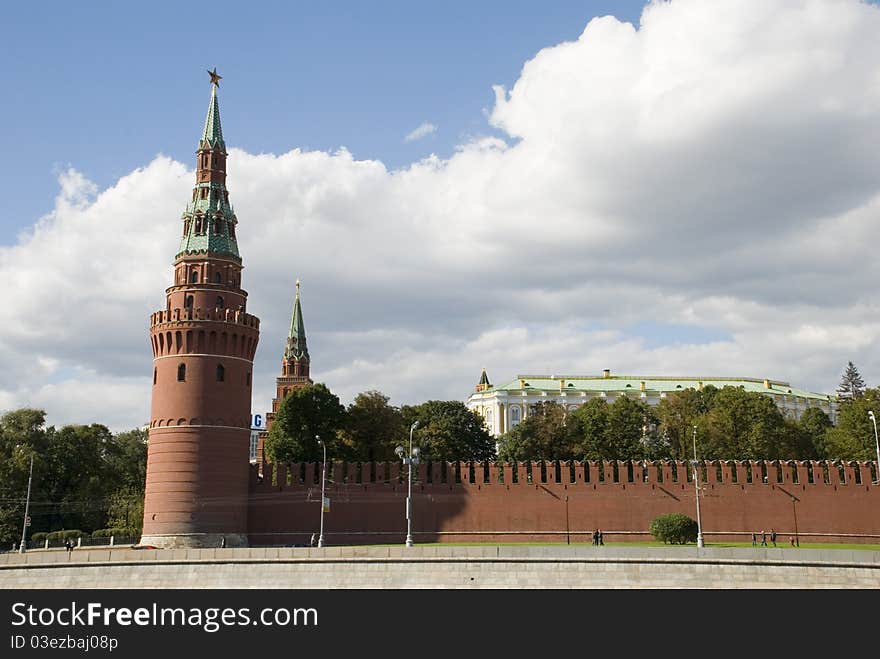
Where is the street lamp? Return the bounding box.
[868,411,880,484]
[395,420,420,547]
[316,435,326,548]
[692,425,704,548]
[19,453,34,553]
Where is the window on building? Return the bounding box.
[177,363,186,382]
[185,295,194,308]
[153,368,157,385]
[216,364,225,382]
[214,272,221,284]
[511,406,521,425]
[249,432,259,463]
[190,270,199,283]
[216,296,224,308]
[246,372,251,386]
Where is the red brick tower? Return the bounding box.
[141,70,260,548]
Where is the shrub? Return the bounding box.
[92,528,137,538]
[31,532,47,543]
[650,513,699,544]
[46,530,88,542]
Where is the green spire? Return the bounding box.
[479,368,490,386]
[285,280,309,361]
[176,73,239,261]
[200,84,225,150]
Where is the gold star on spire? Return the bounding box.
[208,68,222,87]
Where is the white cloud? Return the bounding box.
[404,122,438,142]
[3,0,880,430]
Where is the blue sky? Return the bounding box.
[0,0,647,241]
[2,0,880,430]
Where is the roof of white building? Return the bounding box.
[471,373,835,402]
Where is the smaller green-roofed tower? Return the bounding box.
[263,280,314,451]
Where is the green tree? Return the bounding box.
[264,383,346,464]
[340,390,405,461]
[700,386,798,460]
[836,361,866,401]
[496,401,579,461]
[401,400,495,461]
[655,386,716,460]
[0,409,48,547]
[797,407,833,459]
[824,387,880,461]
[570,397,659,460]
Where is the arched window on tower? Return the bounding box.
[214,272,221,284]
[216,296,224,309]
[185,295,194,308]
[153,368,157,385]
[190,270,199,283]
[177,363,186,382]
[216,364,225,382]
[183,219,190,236]
[213,218,221,234]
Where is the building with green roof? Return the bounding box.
[467,368,838,437]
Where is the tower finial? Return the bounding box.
[208,67,222,87]
[296,279,301,297]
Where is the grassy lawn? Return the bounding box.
[367,540,880,550]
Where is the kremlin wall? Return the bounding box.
[140,74,879,549]
[247,458,880,546]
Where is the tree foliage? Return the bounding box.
[264,383,346,464]
[0,410,147,548]
[823,388,880,461]
[339,390,406,462]
[836,361,866,401]
[401,400,495,461]
[650,513,698,544]
[496,402,580,461]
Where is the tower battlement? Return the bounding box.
[150,308,260,329]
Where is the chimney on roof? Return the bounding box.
[602,369,611,379]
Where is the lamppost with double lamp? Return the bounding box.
[395,420,420,547]
[316,435,326,548]
[868,411,880,484]
[692,425,704,548]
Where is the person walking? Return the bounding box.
[219,536,226,548]
[64,539,73,553]
[591,529,599,546]
[760,530,767,546]
[597,529,604,546]
[770,529,777,547]
[751,532,757,547]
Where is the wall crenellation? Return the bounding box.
[251,459,878,490]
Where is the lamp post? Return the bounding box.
[869,411,880,484]
[692,425,704,548]
[317,436,326,548]
[19,453,34,553]
[395,421,420,547]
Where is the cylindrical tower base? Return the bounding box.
[139,533,248,549]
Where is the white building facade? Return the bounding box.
[467,369,838,437]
